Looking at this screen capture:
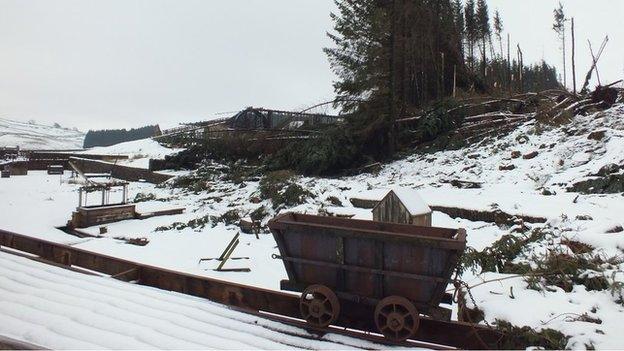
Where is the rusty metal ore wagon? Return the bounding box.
[268,213,466,342]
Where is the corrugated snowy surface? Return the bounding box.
[0,250,388,350]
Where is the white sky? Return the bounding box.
[0,0,622,131]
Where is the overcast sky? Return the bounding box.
[0,0,622,131]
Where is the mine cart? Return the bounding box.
[268,213,466,341]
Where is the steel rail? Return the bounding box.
[0,228,507,349]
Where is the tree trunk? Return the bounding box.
[482,38,487,79]
[507,33,511,94]
[571,18,577,94]
[387,0,400,156]
[562,25,567,88]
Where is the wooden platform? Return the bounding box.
[71,204,137,228]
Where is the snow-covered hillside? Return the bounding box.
[1,104,624,349]
[0,117,85,150]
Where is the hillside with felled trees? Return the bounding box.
[263,0,572,176]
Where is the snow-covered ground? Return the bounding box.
[0,117,85,150]
[0,250,388,350]
[80,138,183,169]
[1,104,624,349]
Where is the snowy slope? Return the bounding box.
[0,251,387,350]
[80,138,183,169]
[0,118,85,150]
[2,104,624,349]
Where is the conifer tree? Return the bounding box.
[493,9,503,59]
[452,0,465,61]
[324,0,389,113]
[464,0,477,71]
[476,0,491,78]
[553,2,567,87]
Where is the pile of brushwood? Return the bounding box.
[267,85,622,175]
[161,86,622,177]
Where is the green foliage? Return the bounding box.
[414,99,464,141]
[326,196,343,206]
[529,252,616,292]
[462,226,620,293]
[250,206,269,222]
[133,193,157,203]
[460,228,545,275]
[186,215,214,229]
[222,162,262,184]
[326,0,469,113]
[258,171,312,209]
[219,210,241,225]
[155,210,241,232]
[495,320,569,350]
[266,126,366,176]
[279,185,312,209]
[155,221,189,232]
[168,161,260,193]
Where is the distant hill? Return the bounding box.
[83,125,161,148]
[0,118,85,150]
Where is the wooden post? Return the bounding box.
[571,18,577,94]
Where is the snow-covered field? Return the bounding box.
[0,117,85,150]
[1,104,624,349]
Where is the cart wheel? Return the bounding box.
[300,285,340,328]
[374,296,420,341]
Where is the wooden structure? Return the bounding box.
[229,107,342,130]
[7,161,28,176]
[372,188,432,226]
[0,146,19,160]
[71,203,137,228]
[70,181,132,228]
[268,213,466,341]
[1,168,9,178]
[47,165,64,175]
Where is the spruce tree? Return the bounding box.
[452,0,465,61]
[324,0,390,113]
[553,2,567,87]
[476,0,491,78]
[464,0,477,71]
[493,10,503,59]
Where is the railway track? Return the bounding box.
[0,229,506,349]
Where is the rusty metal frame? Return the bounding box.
[0,228,509,349]
[273,254,447,283]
